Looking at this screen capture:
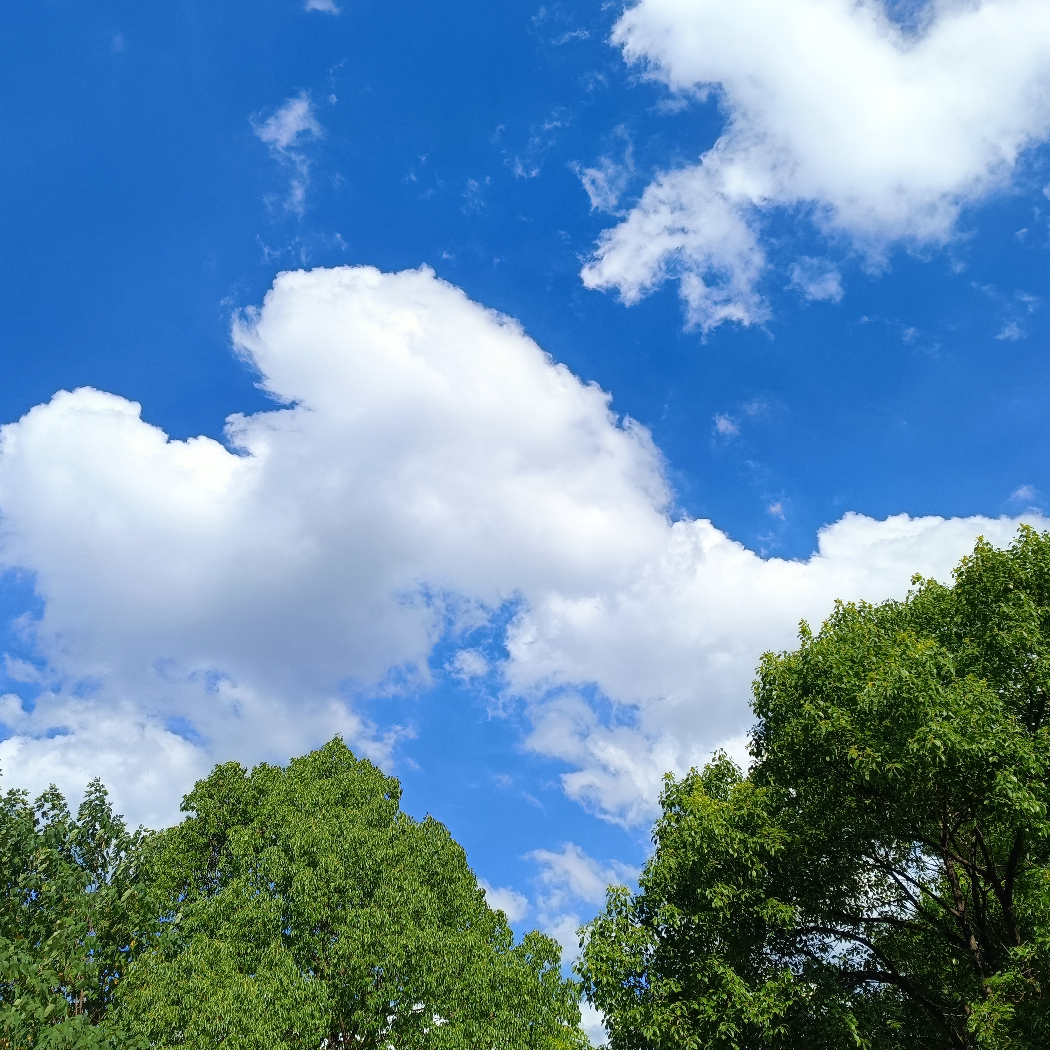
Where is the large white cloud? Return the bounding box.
[0,266,1039,825]
[583,0,1050,330]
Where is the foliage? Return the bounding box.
[0,778,152,1049]
[110,738,586,1049]
[579,527,1050,1049]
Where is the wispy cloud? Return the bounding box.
[789,257,844,303]
[251,92,323,215]
[304,0,339,13]
[713,412,739,437]
[572,127,633,212]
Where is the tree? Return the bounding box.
[579,527,1050,1049]
[112,738,586,1049]
[0,778,152,1049]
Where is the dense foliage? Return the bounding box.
[0,740,585,1049]
[0,779,151,1049]
[580,527,1050,1049]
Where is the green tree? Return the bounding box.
[0,777,152,1049]
[579,527,1050,1050]
[113,738,586,1049]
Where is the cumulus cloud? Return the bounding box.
[583,0,1050,330]
[0,266,1041,826]
[251,92,323,215]
[479,879,529,924]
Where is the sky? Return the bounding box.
[1,0,1050,1034]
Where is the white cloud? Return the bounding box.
[789,257,844,303]
[583,0,1050,330]
[528,842,636,908]
[713,412,738,436]
[997,321,1023,340]
[580,1002,607,1047]
[304,0,339,12]
[252,92,321,152]
[573,129,634,213]
[251,93,323,215]
[0,266,1041,827]
[526,842,638,965]
[479,879,529,924]
[447,648,489,681]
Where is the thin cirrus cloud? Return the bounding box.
[0,267,1041,828]
[251,92,323,215]
[583,0,1050,331]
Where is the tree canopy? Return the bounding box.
[0,739,586,1049]
[0,777,151,1049]
[579,527,1050,1049]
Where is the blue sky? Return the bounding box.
[1,0,1049,1027]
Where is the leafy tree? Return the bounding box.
[0,778,152,1049]
[579,527,1050,1049]
[113,738,586,1049]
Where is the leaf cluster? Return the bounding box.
[0,778,152,1049]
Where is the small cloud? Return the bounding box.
[4,656,44,685]
[996,321,1023,341]
[572,127,633,212]
[479,879,529,924]
[901,326,918,344]
[1008,485,1043,512]
[580,1003,608,1048]
[1015,291,1041,312]
[252,92,322,151]
[651,94,692,115]
[788,257,844,302]
[553,29,590,44]
[713,413,739,436]
[304,0,339,11]
[251,93,323,216]
[111,33,125,53]
[527,842,637,909]
[541,912,584,961]
[767,502,785,519]
[0,694,30,728]
[1016,227,1029,241]
[511,157,540,179]
[447,648,488,681]
[462,176,490,213]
